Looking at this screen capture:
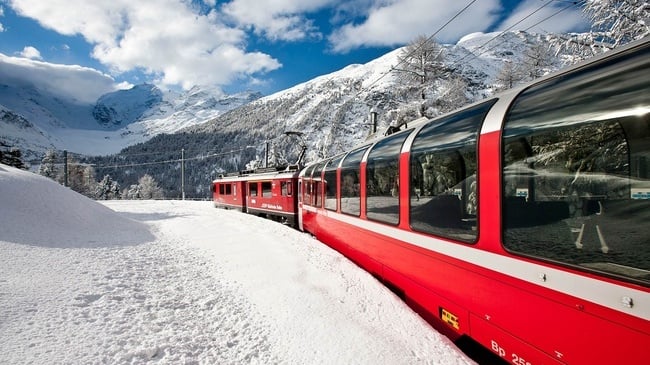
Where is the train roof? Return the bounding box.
[213,164,301,183]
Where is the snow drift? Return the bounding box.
[0,164,154,247]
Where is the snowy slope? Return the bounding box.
[0,163,474,364]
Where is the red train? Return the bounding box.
[215,37,649,364]
[212,166,300,226]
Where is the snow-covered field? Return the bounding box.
[0,164,473,364]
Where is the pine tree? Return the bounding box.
[96,175,121,200]
[0,145,26,169]
[39,150,59,180]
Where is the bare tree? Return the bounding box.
[552,0,649,62]
[395,35,446,84]
[494,60,527,92]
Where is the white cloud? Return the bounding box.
[19,46,42,60]
[0,53,118,103]
[6,0,282,90]
[328,0,502,52]
[221,0,335,41]
[327,0,589,53]
[495,0,588,34]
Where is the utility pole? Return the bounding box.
[181,148,185,200]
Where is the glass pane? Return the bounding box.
[410,100,495,243]
[503,45,650,285]
[366,132,410,225]
[340,146,370,216]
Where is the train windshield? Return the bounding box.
[502,43,650,285]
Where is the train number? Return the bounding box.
[491,340,532,365]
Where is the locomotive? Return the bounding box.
[214,37,650,364]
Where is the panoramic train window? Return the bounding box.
[324,155,344,211]
[366,131,410,225]
[312,161,327,208]
[502,44,650,285]
[340,146,370,216]
[303,164,317,206]
[410,100,496,243]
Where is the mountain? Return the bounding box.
[0,78,261,157]
[85,31,569,199]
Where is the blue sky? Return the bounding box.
[0,0,589,98]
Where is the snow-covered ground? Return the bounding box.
[0,164,473,364]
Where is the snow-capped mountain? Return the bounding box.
[0,76,261,157]
[191,31,566,164]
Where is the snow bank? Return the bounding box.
[0,164,154,247]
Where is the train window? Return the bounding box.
[303,181,312,206]
[366,131,410,225]
[281,181,292,196]
[340,146,370,216]
[502,44,650,285]
[249,182,258,197]
[314,182,322,208]
[410,100,496,243]
[225,183,232,195]
[324,155,344,211]
[312,161,327,207]
[262,181,272,197]
[218,184,225,195]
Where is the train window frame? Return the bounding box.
[324,155,345,211]
[409,100,496,244]
[366,131,410,225]
[340,145,370,217]
[501,44,650,286]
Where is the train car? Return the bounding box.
[299,37,650,365]
[213,166,300,226]
[212,172,247,211]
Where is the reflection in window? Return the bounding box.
[340,146,370,216]
[410,100,495,243]
[502,44,650,285]
[366,132,409,225]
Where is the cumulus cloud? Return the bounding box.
[328,0,503,52]
[6,0,282,90]
[221,0,335,41]
[495,0,588,34]
[0,53,119,103]
[19,46,42,60]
